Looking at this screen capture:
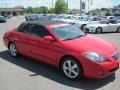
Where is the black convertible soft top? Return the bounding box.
[16,20,66,31]
[22,20,65,25]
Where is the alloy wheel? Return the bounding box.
[63,60,80,79]
[96,27,102,34]
[9,43,18,57]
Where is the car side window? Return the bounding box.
[92,17,101,21]
[18,24,30,32]
[108,20,117,24]
[23,24,51,38]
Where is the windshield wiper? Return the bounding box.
[63,34,86,41]
[63,38,75,41]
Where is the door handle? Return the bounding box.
[14,38,19,41]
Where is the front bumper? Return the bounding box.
[84,59,120,79]
[77,53,120,79]
[85,27,96,33]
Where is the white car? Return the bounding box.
[70,16,102,29]
[85,20,120,33]
[60,15,74,23]
[63,16,83,23]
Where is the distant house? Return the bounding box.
[0,6,24,16]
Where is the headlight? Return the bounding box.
[82,52,107,62]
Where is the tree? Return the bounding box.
[40,6,48,14]
[27,7,33,13]
[48,7,54,13]
[54,0,67,14]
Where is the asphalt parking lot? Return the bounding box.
[0,17,120,90]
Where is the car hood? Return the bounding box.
[63,34,116,57]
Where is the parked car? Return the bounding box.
[85,20,120,33]
[70,16,102,30]
[63,16,83,24]
[3,21,119,80]
[32,16,48,21]
[50,15,61,21]
[106,16,120,21]
[0,16,6,23]
[4,14,12,19]
[25,14,39,21]
[106,16,115,20]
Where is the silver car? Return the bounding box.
[85,20,120,34]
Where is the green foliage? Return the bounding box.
[26,0,68,14]
[54,0,68,14]
[27,6,50,14]
[27,7,33,13]
[48,8,54,13]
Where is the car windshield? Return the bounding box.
[81,17,89,21]
[52,25,85,40]
[99,20,108,24]
[37,16,47,20]
[72,16,81,20]
[66,16,73,19]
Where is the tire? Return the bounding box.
[117,27,120,33]
[81,24,86,30]
[8,43,19,57]
[95,27,102,34]
[61,57,83,80]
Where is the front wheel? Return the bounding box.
[95,27,102,34]
[117,27,120,33]
[9,43,19,57]
[61,57,83,80]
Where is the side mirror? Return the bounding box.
[43,36,55,42]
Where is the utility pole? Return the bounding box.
[80,0,82,15]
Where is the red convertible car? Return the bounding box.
[3,21,119,80]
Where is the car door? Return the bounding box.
[107,20,118,32]
[97,23,109,32]
[21,24,59,65]
[13,24,32,55]
[101,21,112,32]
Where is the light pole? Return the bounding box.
[52,0,54,9]
[80,0,82,15]
[88,0,90,14]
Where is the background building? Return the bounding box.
[0,6,24,16]
[112,4,120,13]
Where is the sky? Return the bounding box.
[0,0,120,10]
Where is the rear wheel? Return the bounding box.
[117,27,120,33]
[95,27,102,34]
[61,57,83,80]
[9,43,19,57]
